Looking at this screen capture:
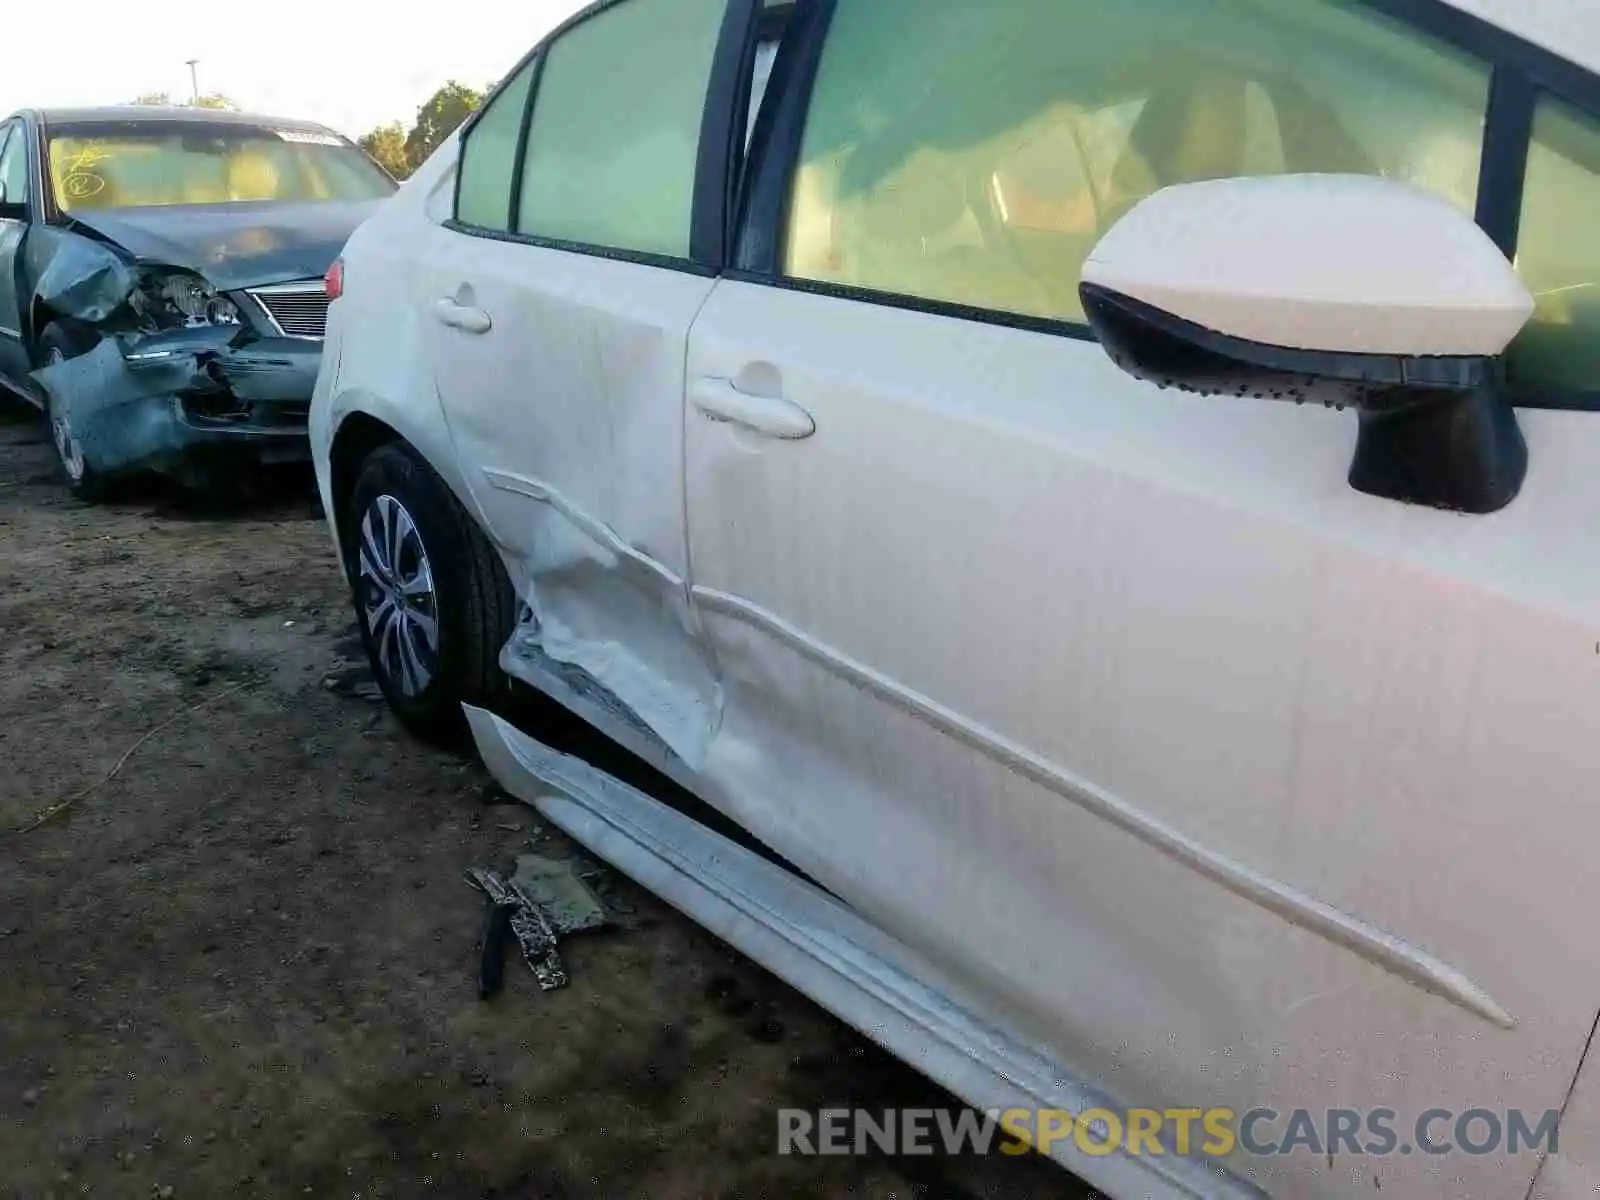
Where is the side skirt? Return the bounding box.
[464,704,1264,1200]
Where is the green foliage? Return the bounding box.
[401,82,485,171]
[355,80,485,181]
[128,91,239,110]
[358,122,412,181]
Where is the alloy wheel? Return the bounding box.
[358,494,440,697]
[44,347,86,483]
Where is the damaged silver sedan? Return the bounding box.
[0,106,394,499]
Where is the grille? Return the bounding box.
[249,282,330,338]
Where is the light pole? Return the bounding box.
[185,59,200,104]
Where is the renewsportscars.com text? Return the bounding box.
[777,1106,1562,1160]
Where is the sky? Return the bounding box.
[3,0,589,139]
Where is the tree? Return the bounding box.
[128,91,239,110]
[359,122,412,181]
[402,82,483,170]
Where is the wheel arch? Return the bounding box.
[328,410,405,550]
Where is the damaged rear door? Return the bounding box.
[0,119,32,383]
[422,0,744,767]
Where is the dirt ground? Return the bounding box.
[0,395,1089,1200]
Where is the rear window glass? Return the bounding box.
[47,121,395,212]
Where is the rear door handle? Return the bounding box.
[691,378,815,440]
[434,298,493,334]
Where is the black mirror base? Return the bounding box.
[1349,383,1527,514]
[1079,283,1528,513]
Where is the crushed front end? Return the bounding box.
[29,238,326,487]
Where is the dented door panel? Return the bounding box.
[423,228,722,766]
[680,278,1600,1197]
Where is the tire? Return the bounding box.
[38,319,113,503]
[342,441,517,743]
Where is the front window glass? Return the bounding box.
[1508,96,1600,392]
[787,0,1491,324]
[47,121,395,213]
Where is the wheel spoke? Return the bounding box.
[366,592,398,636]
[407,605,438,649]
[358,542,387,588]
[399,537,433,595]
[393,504,417,564]
[397,616,431,694]
[361,511,392,583]
[375,603,401,681]
[382,497,402,578]
[355,492,440,699]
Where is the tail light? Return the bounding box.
[324,258,344,301]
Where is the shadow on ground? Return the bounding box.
[0,397,1089,1199]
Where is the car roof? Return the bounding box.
[1452,0,1600,77]
[29,106,343,136]
[11,4,1600,125]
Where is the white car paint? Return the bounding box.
[1082,176,1535,355]
[1531,1029,1600,1200]
[311,13,1600,1200]
[417,226,721,767]
[1450,0,1600,76]
[678,273,1600,1198]
[466,702,1254,1200]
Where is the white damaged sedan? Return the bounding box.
[312,0,1600,1194]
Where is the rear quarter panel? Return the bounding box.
[313,138,475,537]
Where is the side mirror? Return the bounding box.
[1079,175,1536,513]
[0,180,24,220]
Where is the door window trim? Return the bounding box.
[445,0,760,277]
[0,120,28,220]
[732,0,1600,411]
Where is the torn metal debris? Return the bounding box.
[467,853,609,997]
[27,281,322,489]
[31,233,137,325]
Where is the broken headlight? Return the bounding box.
[132,271,241,330]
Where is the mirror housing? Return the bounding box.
[1079,175,1536,513]
[0,179,23,220]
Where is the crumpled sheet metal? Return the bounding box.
[510,853,608,935]
[31,340,195,474]
[29,328,244,475]
[219,345,318,404]
[467,854,608,994]
[494,484,722,772]
[30,234,137,325]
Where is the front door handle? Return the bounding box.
[434,298,493,334]
[691,378,815,440]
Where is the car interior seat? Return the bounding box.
[1106,74,1250,222]
[226,150,282,202]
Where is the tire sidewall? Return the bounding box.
[38,321,105,500]
[342,443,500,737]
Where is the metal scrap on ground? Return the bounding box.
[467,851,610,998]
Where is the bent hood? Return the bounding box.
[64,199,383,291]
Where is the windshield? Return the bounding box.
[46,120,396,213]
